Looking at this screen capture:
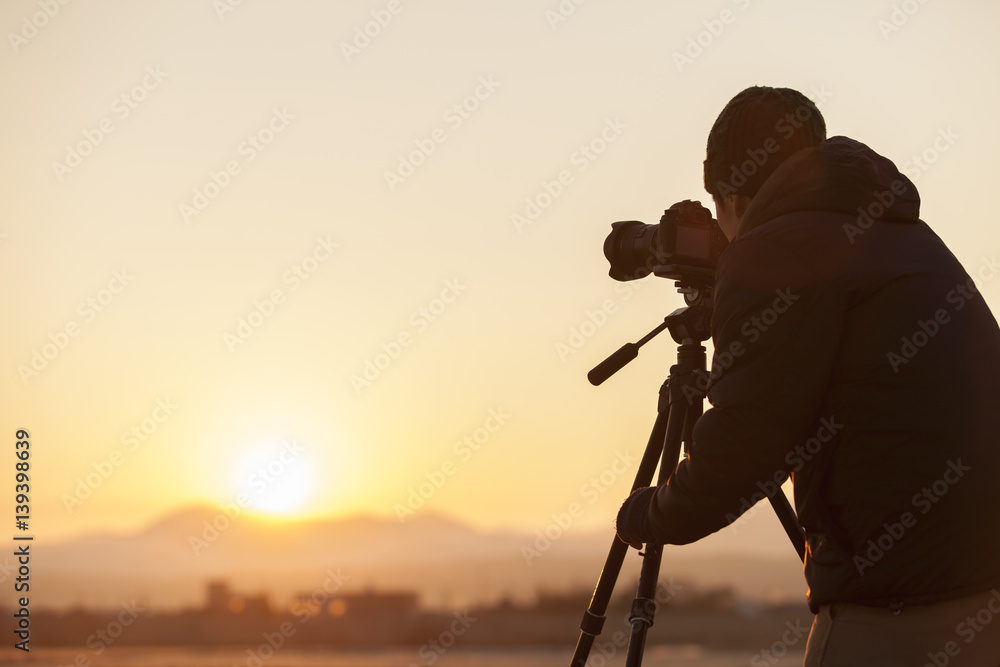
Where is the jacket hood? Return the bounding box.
[737,136,921,238]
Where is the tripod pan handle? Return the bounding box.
[588,343,639,386]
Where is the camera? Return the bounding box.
[602,199,728,285]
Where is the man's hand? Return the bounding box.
[616,486,657,549]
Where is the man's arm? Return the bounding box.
[624,234,845,546]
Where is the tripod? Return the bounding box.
[569,286,806,667]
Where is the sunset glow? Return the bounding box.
[230,440,316,516]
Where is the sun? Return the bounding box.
[231,439,317,517]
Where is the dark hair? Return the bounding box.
[704,86,826,200]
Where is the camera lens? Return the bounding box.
[603,220,659,281]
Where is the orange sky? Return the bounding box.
[1,0,998,550]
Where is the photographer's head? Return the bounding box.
[704,86,826,240]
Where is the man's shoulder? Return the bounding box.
[737,209,858,247]
[718,211,855,288]
[723,211,948,289]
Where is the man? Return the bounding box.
[614,86,1000,664]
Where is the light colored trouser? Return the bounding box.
[804,587,1000,666]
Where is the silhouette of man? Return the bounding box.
[615,86,1000,664]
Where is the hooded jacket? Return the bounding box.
[647,136,1000,610]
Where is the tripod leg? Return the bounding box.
[624,394,689,666]
[768,492,806,561]
[569,385,672,667]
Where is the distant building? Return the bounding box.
[533,588,591,613]
[329,590,418,617]
[241,593,271,615]
[205,581,231,613]
[290,588,419,618]
[204,580,271,615]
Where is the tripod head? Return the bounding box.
[588,279,713,386]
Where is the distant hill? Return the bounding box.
[32,505,806,611]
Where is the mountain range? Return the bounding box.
[30,505,807,611]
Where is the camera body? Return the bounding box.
[602,200,728,286]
